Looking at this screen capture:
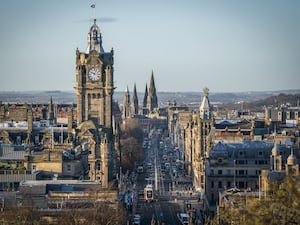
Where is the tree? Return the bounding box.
[120,119,145,172]
[1,207,49,225]
[56,202,126,225]
[216,175,300,225]
[245,176,300,225]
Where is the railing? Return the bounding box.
[0,170,32,175]
[0,170,36,182]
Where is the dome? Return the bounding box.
[287,149,297,165]
[90,20,101,33]
[271,143,280,156]
[77,120,96,131]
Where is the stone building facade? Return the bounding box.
[183,88,214,192]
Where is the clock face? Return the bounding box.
[88,67,101,81]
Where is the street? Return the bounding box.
[129,130,203,225]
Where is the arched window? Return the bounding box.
[93,31,97,40]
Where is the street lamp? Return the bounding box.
[233,160,236,188]
[0,197,4,212]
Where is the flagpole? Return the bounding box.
[94,4,96,21]
[91,3,96,21]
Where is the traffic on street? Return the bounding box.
[126,129,203,225]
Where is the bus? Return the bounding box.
[137,166,144,173]
[144,184,154,202]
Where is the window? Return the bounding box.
[227,181,231,188]
[238,160,244,164]
[227,169,231,175]
[238,170,245,175]
[16,136,21,144]
[97,162,101,171]
[93,31,97,40]
[238,181,245,188]
[147,190,153,199]
[258,160,265,165]
[67,164,71,172]
[210,169,214,175]
[218,181,222,189]
[218,170,222,175]
[211,181,214,188]
[35,136,39,144]
[290,111,295,119]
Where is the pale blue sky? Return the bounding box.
[0,0,299,93]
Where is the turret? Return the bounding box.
[199,87,212,119]
[270,141,282,171]
[85,19,104,54]
[286,148,299,176]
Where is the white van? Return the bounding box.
[165,162,170,170]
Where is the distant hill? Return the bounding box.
[245,93,300,111]
[0,90,299,111]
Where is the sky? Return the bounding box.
[0,0,299,93]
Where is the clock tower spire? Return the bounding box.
[86,19,104,54]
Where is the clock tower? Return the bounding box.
[74,19,116,187]
[75,19,114,128]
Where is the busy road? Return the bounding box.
[129,130,202,225]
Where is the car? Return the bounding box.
[165,162,170,170]
[178,213,189,225]
[133,214,141,225]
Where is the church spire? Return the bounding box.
[149,71,156,96]
[48,96,55,124]
[143,83,148,108]
[123,86,131,119]
[147,71,158,112]
[132,83,139,115]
